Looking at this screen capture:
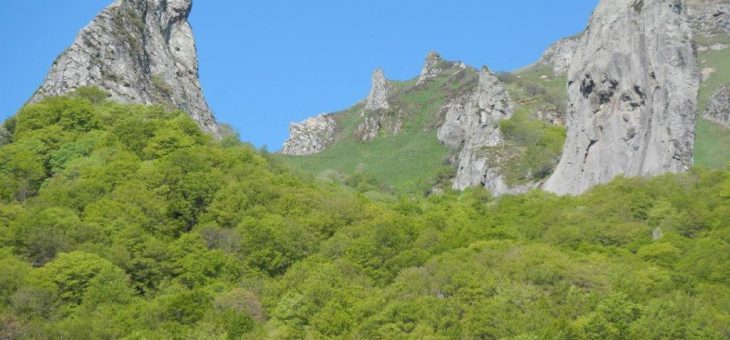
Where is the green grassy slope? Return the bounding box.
[276,64,569,194]
[695,35,730,168]
[274,71,476,194]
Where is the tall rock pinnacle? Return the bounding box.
[30,0,219,135]
[544,0,699,195]
[364,69,392,111]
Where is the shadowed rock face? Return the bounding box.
[705,85,730,128]
[31,0,219,136]
[544,0,699,195]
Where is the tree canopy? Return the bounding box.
[0,90,728,339]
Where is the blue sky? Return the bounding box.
[0,0,597,149]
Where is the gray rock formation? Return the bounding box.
[529,1,728,77]
[705,85,730,128]
[364,69,392,111]
[544,0,699,195]
[281,114,337,155]
[356,69,402,142]
[437,68,516,194]
[687,0,730,36]
[30,0,219,135]
[535,35,581,75]
[355,112,403,142]
[417,52,467,85]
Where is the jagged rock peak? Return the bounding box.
[535,35,582,75]
[30,0,219,136]
[417,51,466,85]
[437,68,518,195]
[544,0,699,195]
[364,68,392,111]
[704,85,730,128]
[281,114,337,156]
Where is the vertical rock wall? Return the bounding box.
[544,0,699,195]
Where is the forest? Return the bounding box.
[0,89,728,339]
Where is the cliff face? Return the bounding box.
[544,0,699,195]
[535,1,727,76]
[31,0,219,135]
[437,68,515,194]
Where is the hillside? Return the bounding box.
[0,91,728,338]
[2,0,730,338]
[275,0,730,196]
[275,55,566,195]
[275,64,468,195]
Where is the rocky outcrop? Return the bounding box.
[535,35,581,75]
[281,114,337,155]
[356,69,401,142]
[356,69,398,141]
[364,69,392,111]
[437,68,516,194]
[30,0,219,135]
[687,0,730,36]
[544,0,699,195]
[417,52,467,85]
[705,85,730,128]
[355,112,403,142]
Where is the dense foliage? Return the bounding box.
[0,91,728,339]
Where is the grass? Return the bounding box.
[697,36,730,112]
[695,118,730,169]
[694,35,730,168]
[494,66,567,185]
[275,128,451,194]
[273,72,472,194]
[512,65,568,106]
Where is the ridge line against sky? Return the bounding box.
[0,0,598,148]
